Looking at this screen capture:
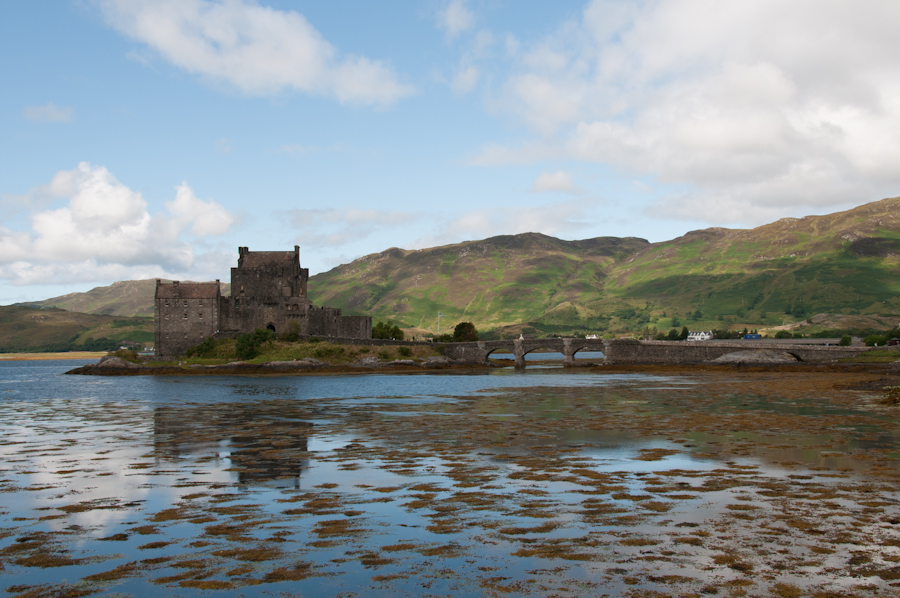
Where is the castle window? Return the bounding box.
[184,312,188,319]
[164,300,169,306]
[199,300,203,306]
[183,301,187,307]
[199,313,203,318]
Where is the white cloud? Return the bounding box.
[166,182,235,236]
[284,207,419,247]
[96,0,415,106]
[23,102,73,123]
[410,200,592,249]
[437,0,475,39]
[214,138,232,154]
[531,171,580,194]
[452,65,480,94]
[0,163,236,286]
[480,0,900,224]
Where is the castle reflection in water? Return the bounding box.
[152,402,312,488]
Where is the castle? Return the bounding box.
[154,246,371,357]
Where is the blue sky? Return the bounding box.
[3,0,900,304]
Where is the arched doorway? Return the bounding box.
[266,323,276,333]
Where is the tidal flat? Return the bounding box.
[1,361,900,597]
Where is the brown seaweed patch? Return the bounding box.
[211,546,281,562]
[262,562,316,582]
[620,537,661,546]
[419,544,464,558]
[499,522,560,535]
[82,561,141,581]
[634,448,680,461]
[312,519,366,538]
[179,580,232,590]
[5,583,96,598]
[14,553,85,568]
[137,541,172,550]
[382,543,418,552]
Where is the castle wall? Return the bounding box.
[155,281,220,357]
[307,306,372,339]
[218,296,311,336]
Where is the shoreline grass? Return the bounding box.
[148,340,443,368]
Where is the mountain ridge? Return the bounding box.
[16,196,900,338]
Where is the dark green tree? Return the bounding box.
[373,320,404,340]
[679,326,689,340]
[453,322,479,342]
[667,328,680,341]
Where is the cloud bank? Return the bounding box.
[479,0,900,224]
[96,0,415,106]
[23,103,73,123]
[0,163,235,285]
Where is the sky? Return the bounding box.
[3,0,900,304]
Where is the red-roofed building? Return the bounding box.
[154,246,371,356]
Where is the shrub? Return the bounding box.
[774,330,793,339]
[839,335,852,346]
[378,350,391,360]
[398,346,411,357]
[185,337,217,358]
[113,348,139,363]
[279,320,301,342]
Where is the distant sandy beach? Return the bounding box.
[0,351,107,361]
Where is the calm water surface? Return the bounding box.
[1,360,900,597]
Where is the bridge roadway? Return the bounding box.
[441,338,879,367]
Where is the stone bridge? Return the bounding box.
[441,338,880,367]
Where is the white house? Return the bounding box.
[687,330,714,341]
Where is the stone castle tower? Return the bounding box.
[154,246,371,357]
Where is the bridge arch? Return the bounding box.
[484,346,516,364]
[572,345,605,360]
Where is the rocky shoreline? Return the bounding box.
[64,354,900,377]
[64,354,488,376]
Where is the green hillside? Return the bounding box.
[307,235,649,334]
[309,197,900,337]
[0,306,153,352]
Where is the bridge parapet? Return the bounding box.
[441,338,884,367]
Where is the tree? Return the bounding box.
[839,335,852,346]
[774,330,792,339]
[453,322,478,342]
[373,320,404,340]
[679,326,689,340]
[667,328,680,341]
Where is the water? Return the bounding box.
[2,360,900,597]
